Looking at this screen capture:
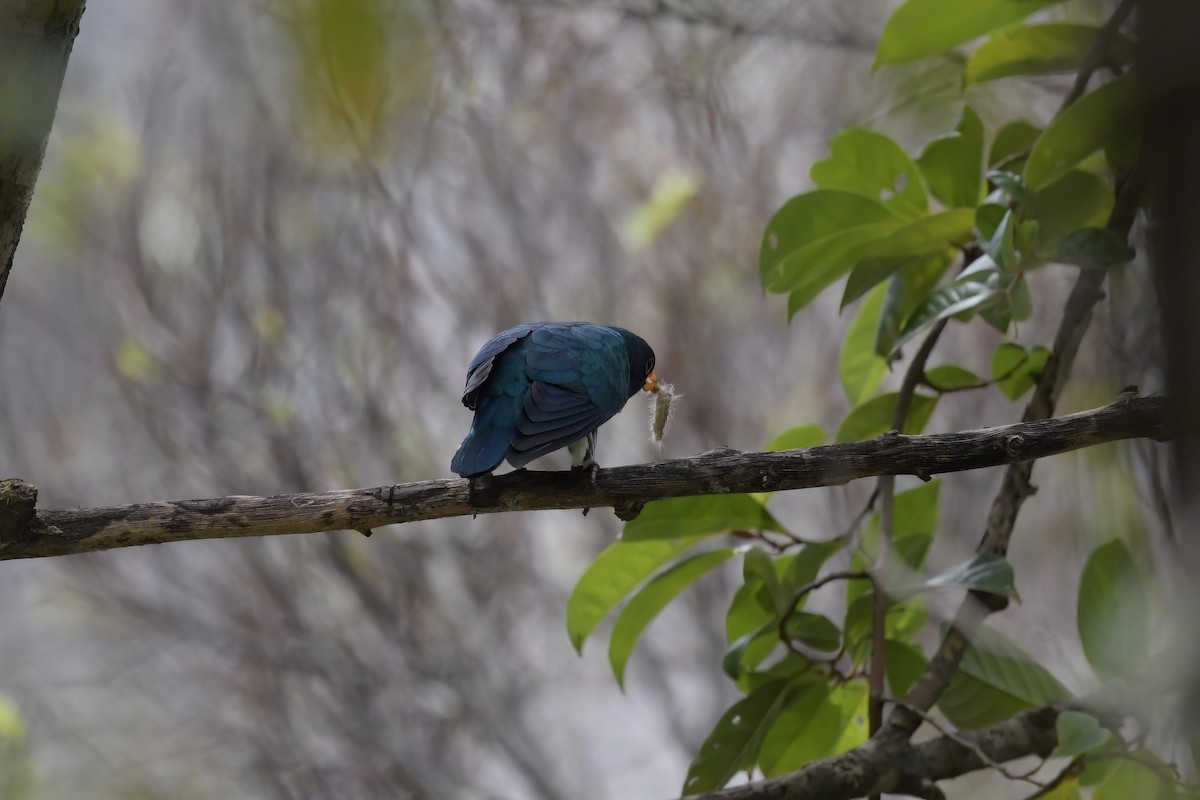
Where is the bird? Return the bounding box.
[451,322,659,478]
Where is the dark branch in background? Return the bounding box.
[0,394,1176,560]
[1140,0,1200,750]
[0,0,88,307]
[1143,0,1200,498]
[508,0,877,51]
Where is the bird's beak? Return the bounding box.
[643,370,659,393]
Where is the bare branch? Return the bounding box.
[0,393,1175,560]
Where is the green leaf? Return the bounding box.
[966,24,1136,85]
[1078,539,1150,679]
[782,539,845,594]
[923,552,1018,599]
[829,680,870,752]
[1024,74,1139,190]
[1034,171,1114,247]
[783,611,842,653]
[864,252,958,357]
[893,480,941,542]
[885,640,928,696]
[682,679,793,795]
[845,593,928,651]
[609,549,735,687]
[725,584,779,678]
[1081,759,1118,787]
[939,626,1070,729]
[842,244,957,310]
[891,280,999,356]
[744,548,786,614]
[765,424,826,452]
[874,0,1067,68]
[924,364,980,390]
[760,190,897,286]
[1053,711,1113,759]
[810,129,928,219]
[759,682,867,775]
[767,222,902,296]
[987,170,1038,214]
[916,107,984,208]
[981,295,1013,335]
[840,285,889,406]
[858,480,941,571]
[991,342,1049,400]
[875,273,906,359]
[725,580,773,642]
[1052,228,1136,270]
[863,209,977,260]
[975,203,1006,242]
[724,622,779,681]
[983,209,1018,271]
[1010,276,1032,322]
[624,495,783,541]
[898,251,957,322]
[989,121,1042,169]
[1037,780,1084,800]
[758,683,839,775]
[835,392,939,443]
[567,538,700,652]
[1092,758,1169,800]
[722,542,844,678]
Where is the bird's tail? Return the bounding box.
[451,399,517,477]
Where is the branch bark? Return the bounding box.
[0,0,88,306]
[0,393,1174,560]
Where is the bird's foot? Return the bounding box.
[571,461,601,482]
[572,462,601,516]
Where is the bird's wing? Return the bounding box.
[461,324,537,409]
[508,381,609,467]
[524,325,628,408]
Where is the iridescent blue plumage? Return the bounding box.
[451,322,657,477]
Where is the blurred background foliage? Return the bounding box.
[0,0,1167,798]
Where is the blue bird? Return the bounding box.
[451,322,659,478]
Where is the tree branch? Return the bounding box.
[888,162,1146,735]
[683,704,1062,800]
[0,393,1175,560]
[0,0,88,307]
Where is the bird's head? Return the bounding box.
[614,327,658,397]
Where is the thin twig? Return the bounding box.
[920,351,1034,394]
[892,701,1050,790]
[779,571,873,661]
[1059,0,1139,112]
